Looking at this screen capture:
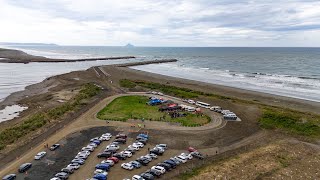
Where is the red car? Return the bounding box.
[188,147,197,152]
[107,157,119,163]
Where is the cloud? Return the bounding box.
[0,0,320,46]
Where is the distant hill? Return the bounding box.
[0,42,58,46]
[125,43,134,47]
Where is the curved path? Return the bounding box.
[0,92,226,177]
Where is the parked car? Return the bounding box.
[61,167,74,174]
[2,174,16,180]
[145,169,161,178]
[95,164,110,171]
[129,161,141,168]
[18,163,32,173]
[176,155,187,163]
[106,144,119,150]
[164,160,177,168]
[82,146,94,152]
[88,143,98,148]
[101,160,114,166]
[114,138,126,144]
[156,144,167,149]
[149,148,163,156]
[156,163,172,171]
[93,173,107,180]
[94,169,108,176]
[132,175,144,180]
[50,144,60,151]
[136,138,148,145]
[122,151,133,158]
[147,153,158,159]
[128,144,140,151]
[93,140,101,145]
[71,158,85,165]
[107,157,119,163]
[54,172,69,180]
[99,136,111,141]
[190,152,204,159]
[67,163,80,170]
[34,151,47,160]
[90,137,99,142]
[170,157,181,165]
[97,152,112,158]
[113,153,127,160]
[140,172,154,180]
[50,178,61,180]
[180,153,193,160]
[121,163,134,170]
[75,153,89,160]
[104,148,117,154]
[136,157,150,166]
[151,166,166,174]
[188,147,197,152]
[124,148,136,154]
[133,142,144,148]
[116,134,127,139]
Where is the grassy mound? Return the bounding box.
[97,95,210,126]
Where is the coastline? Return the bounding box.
[1,61,319,116]
[0,48,135,63]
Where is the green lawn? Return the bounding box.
[97,95,210,126]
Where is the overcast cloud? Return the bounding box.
[0,0,320,46]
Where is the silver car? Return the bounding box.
[34,151,46,160]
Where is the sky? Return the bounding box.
[0,0,320,47]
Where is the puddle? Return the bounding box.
[0,104,28,123]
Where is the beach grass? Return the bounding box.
[97,95,210,126]
[120,79,320,137]
[0,83,101,150]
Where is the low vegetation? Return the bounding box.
[0,83,101,150]
[259,107,320,137]
[119,79,320,137]
[97,95,210,126]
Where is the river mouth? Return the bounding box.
[0,104,28,123]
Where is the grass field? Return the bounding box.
[97,96,210,126]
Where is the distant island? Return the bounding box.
[125,43,134,47]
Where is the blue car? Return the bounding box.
[93,140,101,145]
[137,134,149,139]
[93,173,107,180]
[130,161,141,168]
[95,164,110,171]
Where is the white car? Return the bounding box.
[78,151,90,156]
[132,175,145,180]
[67,163,80,170]
[181,153,193,160]
[151,166,166,174]
[133,142,144,148]
[128,145,139,151]
[82,146,94,152]
[34,151,46,160]
[157,92,164,96]
[156,144,167,149]
[106,144,119,150]
[94,169,108,176]
[188,100,195,104]
[50,178,61,180]
[101,160,114,166]
[148,153,158,159]
[121,163,134,170]
[88,143,97,148]
[102,133,112,137]
[122,151,133,158]
[177,155,187,163]
[99,136,111,141]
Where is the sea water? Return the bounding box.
[1,46,319,102]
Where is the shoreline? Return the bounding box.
[0,48,135,63]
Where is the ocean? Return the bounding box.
[1,46,320,103]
